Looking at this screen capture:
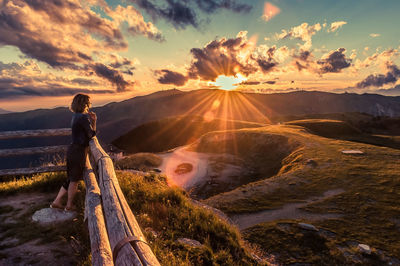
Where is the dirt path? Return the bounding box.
[230,189,345,230]
[0,192,80,265]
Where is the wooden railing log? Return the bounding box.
[0,128,71,139]
[97,157,143,265]
[83,156,113,266]
[0,165,66,177]
[0,145,68,157]
[89,137,160,266]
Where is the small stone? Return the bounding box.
[358,244,371,255]
[145,227,159,238]
[306,159,318,167]
[298,223,318,231]
[32,208,77,224]
[341,150,364,155]
[177,238,202,248]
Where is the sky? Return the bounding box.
[1,0,400,112]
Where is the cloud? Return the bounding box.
[0,0,164,92]
[353,48,399,70]
[92,63,132,92]
[276,22,322,49]
[105,5,164,42]
[0,60,115,98]
[240,81,260,85]
[291,50,317,72]
[264,80,276,84]
[262,2,280,22]
[369,33,380,38]
[329,21,347,32]
[131,0,252,29]
[356,63,400,88]
[188,31,260,81]
[155,69,188,86]
[317,48,352,73]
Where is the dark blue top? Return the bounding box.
[71,113,96,146]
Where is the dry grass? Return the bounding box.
[115,152,162,171]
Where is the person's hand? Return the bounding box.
[88,111,97,123]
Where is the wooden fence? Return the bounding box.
[0,129,160,265]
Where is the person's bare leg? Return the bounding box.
[52,186,67,207]
[66,181,79,210]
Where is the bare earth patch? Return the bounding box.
[0,192,79,265]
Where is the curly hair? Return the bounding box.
[70,94,90,113]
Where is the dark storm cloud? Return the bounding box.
[356,64,400,88]
[92,63,132,92]
[132,0,252,29]
[317,48,351,73]
[155,69,188,86]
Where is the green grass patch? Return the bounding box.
[116,170,256,265]
[115,152,162,171]
[0,171,66,196]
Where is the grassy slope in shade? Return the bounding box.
[112,115,264,153]
[196,123,400,262]
[0,171,256,265]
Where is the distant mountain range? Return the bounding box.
[0,108,11,114]
[1,89,400,145]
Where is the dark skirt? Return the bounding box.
[66,144,88,182]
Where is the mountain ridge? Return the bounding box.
[1,89,400,144]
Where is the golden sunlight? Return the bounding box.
[209,74,247,91]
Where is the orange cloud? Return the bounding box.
[262,2,281,22]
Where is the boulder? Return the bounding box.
[358,244,371,255]
[32,208,77,225]
[298,223,318,231]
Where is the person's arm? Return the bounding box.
[80,113,96,139]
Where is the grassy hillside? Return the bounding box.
[190,123,400,263]
[0,171,257,265]
[286,119,400,149]
[112,115,264,153]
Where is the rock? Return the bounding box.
[32,208,77,224]
[145,227,159,238]
[358,244,371,255]
[177,238,202,248]
[298,223,318,231]
[341,150,364,155]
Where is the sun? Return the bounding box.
[209,74,247,91]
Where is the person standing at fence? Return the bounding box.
[51,94,97,211]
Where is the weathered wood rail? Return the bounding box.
[0,129,160,265]
[0,128,70,176]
